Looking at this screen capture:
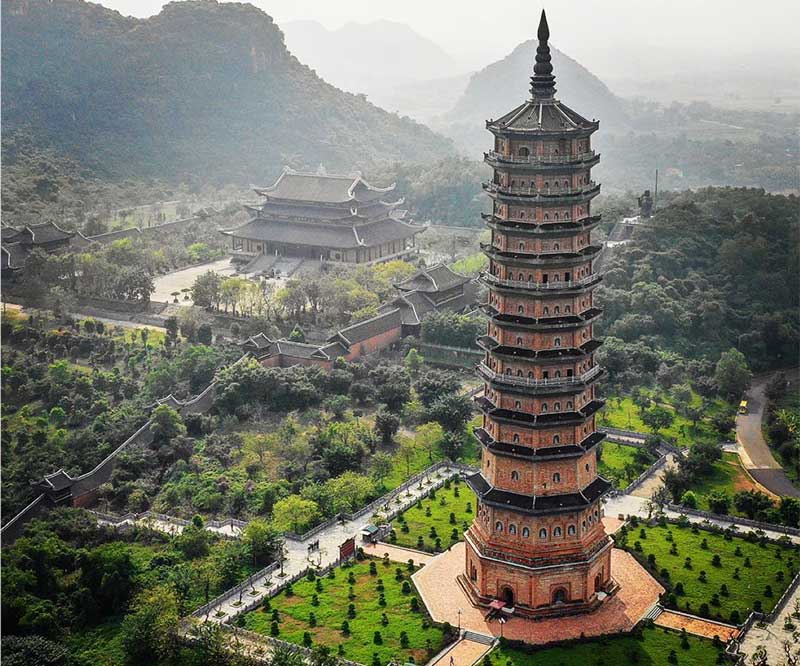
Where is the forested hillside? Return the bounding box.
[597,187,800,389]
[1,0,453,185]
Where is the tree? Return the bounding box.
[647,485,673,518]
[192,271,223,310]
[120,587,180,664]
[370,452,393,490]
[397,437,418,478]
[288,324,306,343]
[149,405,188,483]
[426,393,472,433]
[707,490,731,515]
[272,496,320,534]
[734,490,774,519]
[404,348,424,377]
[416,422,444,462]
[1,636,74,666]
[415,370,461,407]
[641,405,675,435]
[714,348,752,399]
[778,497,800,528]
[374,409,400,445]
[243,519,282,567]
[197,323,213,345]
[164,317,179,345]
[680,490,698,509]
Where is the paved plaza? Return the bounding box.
[412,543,664,644]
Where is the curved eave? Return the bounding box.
[481,244,602,268]
[484,183,601,205]
[477,336,602,360]
[483,214,602,235]
[480,304,603,331]
[481,273,603,296]
[485,120,599,137]
[473,426,606,461]
[484,152,601,170]
[466,472,612,516]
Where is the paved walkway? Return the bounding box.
[429,638,492,666]
[738,582,800,664]
[363,542,436,566]
[737,372,800,497]
[654,610,739,641]
[95,512,243,539]
[151,257,236,305]
[412,544,663,644]
[204,465,457,622]
[631,453,678,499]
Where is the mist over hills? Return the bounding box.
[1,0,454,185]
[436,38,630,158]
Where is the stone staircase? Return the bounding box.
[642,603,664,622]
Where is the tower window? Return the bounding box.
[568,525,576,535]
[541,403,548,412]
[553,435,560,444]
[553,473,561,483]
[538,528,547,539]
[509,524,517,535]
[511,471,520,481]
[554,527,563,537]
[554,337,561,347]
[512,434,520,443]
[495,521,503,532]
[522,527,530,538]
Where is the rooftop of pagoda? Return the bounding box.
[253,167,396,206]
[486,10,598,135]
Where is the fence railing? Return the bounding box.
[478,362,601,388]
[480,271,601,291]
[192,561,280,619]
[484,150,597,165]
[664,504,800,537]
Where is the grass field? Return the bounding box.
[388,479,474,553]
[619,521,797,623]
[492,625,722,666]
[597,441,654,489]
[601,390,730,446]
[244,559,450,664]
[683,453,765,514]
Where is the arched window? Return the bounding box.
[565,305,571,313]
[541,403,548,412]
[512,434,520,443]
[511,470,520,481]
[544,213,549,220]
[554,527,562,537]
[543,306,549,315]
[516,336,523,345]
[495,521,504,532]
[518,305,524,313]
[509,524,517,535]
[519,242,525,251]
[554,306,560,315]
[522,527,530,538]
[553,435,560,444]
[568,525,576,535]
[585,463,590,471]
[553,472,561,483]
[564,180,569,188]
[539,528,548,539]
[517,369,523,377]
[554,213,559,220]
[554,402,561,412]
[514,400,521,409]
[567,401,573,409]
[505,368,512,375]
[582,520,587,531]
[518,146,529,157]
[553,243,560,250]
[555,370,562,378]
[554,337,562,347]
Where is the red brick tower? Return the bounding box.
[463,10,613,618]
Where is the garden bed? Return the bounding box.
[243,558,453,664]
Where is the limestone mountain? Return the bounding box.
[1,0,454,184]
[437,39,630,157]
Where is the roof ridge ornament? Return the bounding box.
[530,9,556,100]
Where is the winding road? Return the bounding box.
[736,372,800,498]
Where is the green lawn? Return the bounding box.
[244,559,450,664]
[619,521,797,623]
[597,441,655,489]
[492,625,722,666]
[600,391,727,446]
[388,479,475,553]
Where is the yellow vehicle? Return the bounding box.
[738,400,748,415]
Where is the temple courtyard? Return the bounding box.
[412,543,664,644]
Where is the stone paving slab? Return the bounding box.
[412,544,664,645]
[655,609,739,641]
[429,638,492,666]
[363,542,435,566]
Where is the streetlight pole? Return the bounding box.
[457,608,462,634]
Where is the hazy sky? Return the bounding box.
[97,0,800,78]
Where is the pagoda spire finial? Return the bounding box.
[530,9,556,100]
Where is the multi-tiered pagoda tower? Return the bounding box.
[463,10,613,618]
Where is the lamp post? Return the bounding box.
[457,608,462,634]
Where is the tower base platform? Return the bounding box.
[412,543,663,645]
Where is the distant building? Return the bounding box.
[1,221,76,280]
[243,264,478,368]
[220,168,424,270]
